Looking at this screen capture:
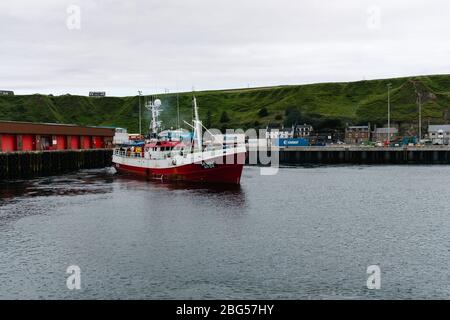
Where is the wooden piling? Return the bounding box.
[0,149,113,180]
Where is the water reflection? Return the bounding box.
[115,173,247,210]
[0,181,29,200]
[0,169,115,203]
[3,166,450,299]
[0,168,247,210]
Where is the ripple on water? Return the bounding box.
[1,166,450,299]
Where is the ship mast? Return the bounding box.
[145,97,162,138]
[192,96,202,152]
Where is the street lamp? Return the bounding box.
[138,90,142,135]
[387,83,392,145]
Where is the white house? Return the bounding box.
[113,128,129,145]
[295,124,313,137]
[428,125,450,145]
[265,127,294,140]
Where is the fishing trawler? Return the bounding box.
[112,97,246,184]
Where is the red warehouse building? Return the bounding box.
[0,121,115,152]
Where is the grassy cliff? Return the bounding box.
[1,74,450,133]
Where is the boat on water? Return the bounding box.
[112,97,246,184]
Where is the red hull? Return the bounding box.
[114,160,244,185]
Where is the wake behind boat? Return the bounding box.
[112,97,246,184]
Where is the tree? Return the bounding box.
[318,118,342,131]
[205,109,212,128]
[258,107,269,117]
[284,106,302,127]
[220,111,230,123]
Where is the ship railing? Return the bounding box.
[189,146,243,162]
[114,149,126,156]
[113,149,143,158]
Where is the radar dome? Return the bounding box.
[154,99,162,107]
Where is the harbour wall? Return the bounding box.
[249,147,450,165]
[3,148,450,181]
[0,149,113,180]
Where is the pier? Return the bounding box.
[246,146,450,165]
[3,147,450,181]
[0,149,113,180]
[277,147,450,165]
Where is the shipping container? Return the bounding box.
[274,138,310,147]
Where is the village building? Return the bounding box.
[345,126,370,144]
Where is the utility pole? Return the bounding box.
[418,92,422,143]
[138,90,142,135]
[387,83,392,144]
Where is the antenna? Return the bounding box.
[177,93,180,130]
[192,96,202,152]
[138,90,142,135]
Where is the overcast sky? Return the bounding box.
[1,0,450,96]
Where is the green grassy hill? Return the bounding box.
[1,74,450,133]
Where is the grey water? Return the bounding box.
[1,165,450,300]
